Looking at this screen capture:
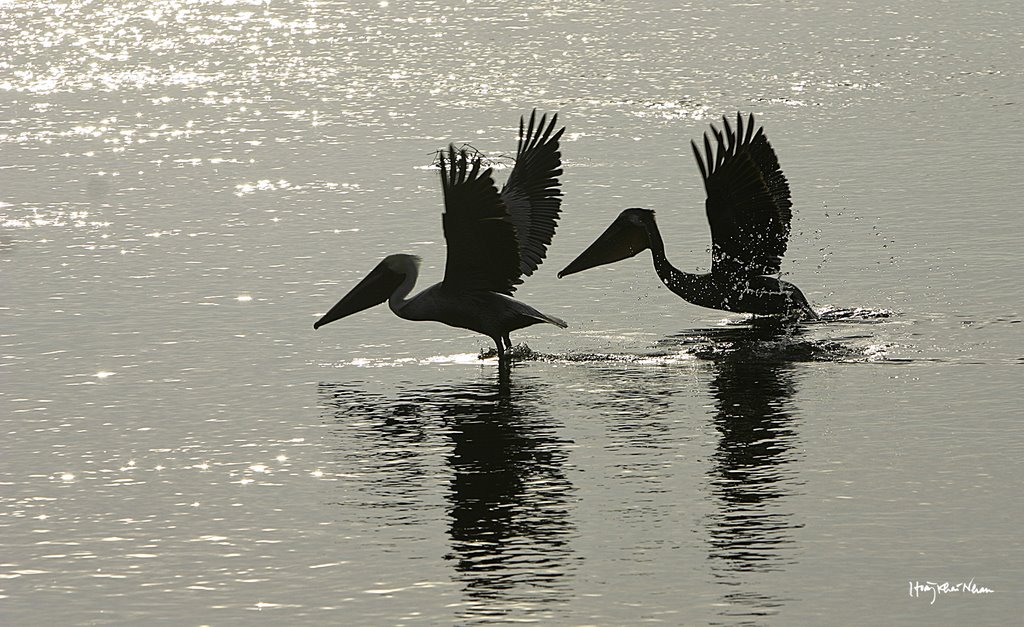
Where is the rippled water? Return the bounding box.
[3,0,1022,624]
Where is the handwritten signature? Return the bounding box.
[908,578,994,604]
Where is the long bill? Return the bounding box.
[313,260,405,330]
[557,212,651,278]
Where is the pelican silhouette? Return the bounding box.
[314,110,568,364]
[559,113,817,320]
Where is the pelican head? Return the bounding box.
[557,208,655,278]
[313,254,420,330]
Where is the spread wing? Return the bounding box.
[439,145,521,295]
[499,109,565,279]
[691,112,793,277]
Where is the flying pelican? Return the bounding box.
[558,112,818,320]
[313,110,568,365]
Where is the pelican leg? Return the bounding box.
[492,335,513,369]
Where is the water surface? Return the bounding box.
[3,0,1022,624]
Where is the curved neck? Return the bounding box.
[388,265,419,318]
[644,219,706,304]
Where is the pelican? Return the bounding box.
[558,112,818,320]
[313,110,568,365]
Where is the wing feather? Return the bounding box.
[440,145,520,294]
[500,109,566,280]
[693,112,793,277]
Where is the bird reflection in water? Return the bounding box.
[668,320,808,621]
[318,372,575,622]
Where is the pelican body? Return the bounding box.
[559,113,817,320]
[314,111,568,363]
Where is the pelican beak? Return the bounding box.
[313,260,405,330]
[558,211,651,278]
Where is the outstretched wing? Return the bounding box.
[439,145,521,295]
[499,109,565,279]
[691,112,793,277]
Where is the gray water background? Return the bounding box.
[2,0,1022,624]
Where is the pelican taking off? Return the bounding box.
[314,110,568,364]
[558,112,817,320]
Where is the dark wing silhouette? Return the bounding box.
[691,112,793,277]
[439,145,521,295]
[500,110,565,279]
